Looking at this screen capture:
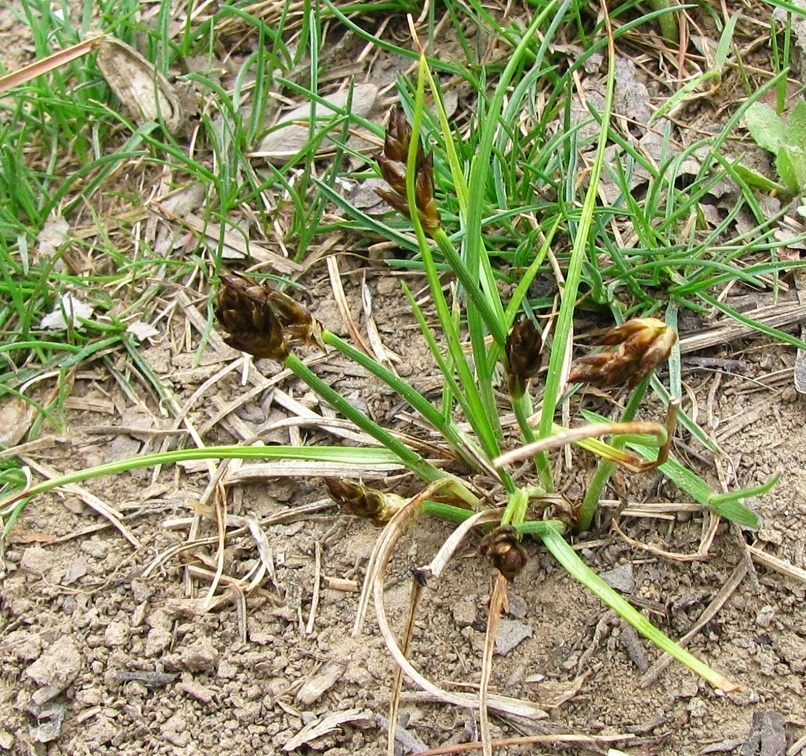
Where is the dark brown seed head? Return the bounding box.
[267,289,325,352]
[324,478,405,526]
[479,525,528,582]
[215,272,288,361]
[214,273,325,361]
[505,315,543,399]
[569,317,677,389]
[375,105,441,235]
[384,104,412,163]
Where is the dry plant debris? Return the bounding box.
[1,0,806,754]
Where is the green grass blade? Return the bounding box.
[535,525,738,691]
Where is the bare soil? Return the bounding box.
[1,4,806,756]
[2,270,805,755]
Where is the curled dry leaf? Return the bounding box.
[96,36,182,134]
[295,658,348,706]
[254,84,378,166]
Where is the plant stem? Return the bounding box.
[284,353,444,483]
[648,0,678,44]
[419,500,475,522]
[500,487,529,527]
[322,330,485,471]
[535,7,616,493]
[431,227,507,348]
[576,374,651,532]
[511,391,537,452]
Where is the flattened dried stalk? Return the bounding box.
[96,37,182,134]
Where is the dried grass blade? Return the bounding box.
[203,488,228,609]
[282,709,369,752]
[227,583,248,643]
[480,574,508,756]
[244,517,277,584]
[362,274,399,366]
[353,494,422,636]
[20,457,139,548]
[495,421,666,468]
[306,540,322,635]
[747,545,806,586]
[387,578,424,756]
[415,509,499,581]
[220,460,404,483]
[176,211,302,274]
[327,256,374,356]
[142,536,218,577]
[367,488,547,719]
[0,34,104,92]
[612,511,719,562]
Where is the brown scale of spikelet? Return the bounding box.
[504,315,543,399]
[569,317,677,389]
[215,272,288,361]
[375,105,441,235]
[214,272,325,361]
[266,288,325,352]
[479,525,528,582]
[324,478,406,526]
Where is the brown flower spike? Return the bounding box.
[504,315,543,399]
[324,478,406,526]
[479,525,528,582]
[376,105,441,235]
[214,272,324,361]
[568,317,677,389]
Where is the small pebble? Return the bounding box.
[179,636,219,673]
[755,605,776,628]
[452,601,476,628]
[495,620,533,655]
[25,637,82,702]
[20,546,56,575]
[599,564,635,593]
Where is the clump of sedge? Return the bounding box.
[215,272,324,361]
[324,478,406,526]
[504,315,543,399]
[479,525,528,582]
[569,317,677,389]
[375,105,441,235]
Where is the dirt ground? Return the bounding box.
[2,3,806,756]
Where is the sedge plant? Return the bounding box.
[204,27,772,712]
[0,0,791,742]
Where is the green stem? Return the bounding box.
[576,374,652,532]
[322,330,485,471]
[405,60,504,467]
[511,391,537,451]
[284,353,444,482]
[419,500,476,522]
[500,487,529,527]
[535,7,616,493]
[431,228,507,348]
[648,0,679,44]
